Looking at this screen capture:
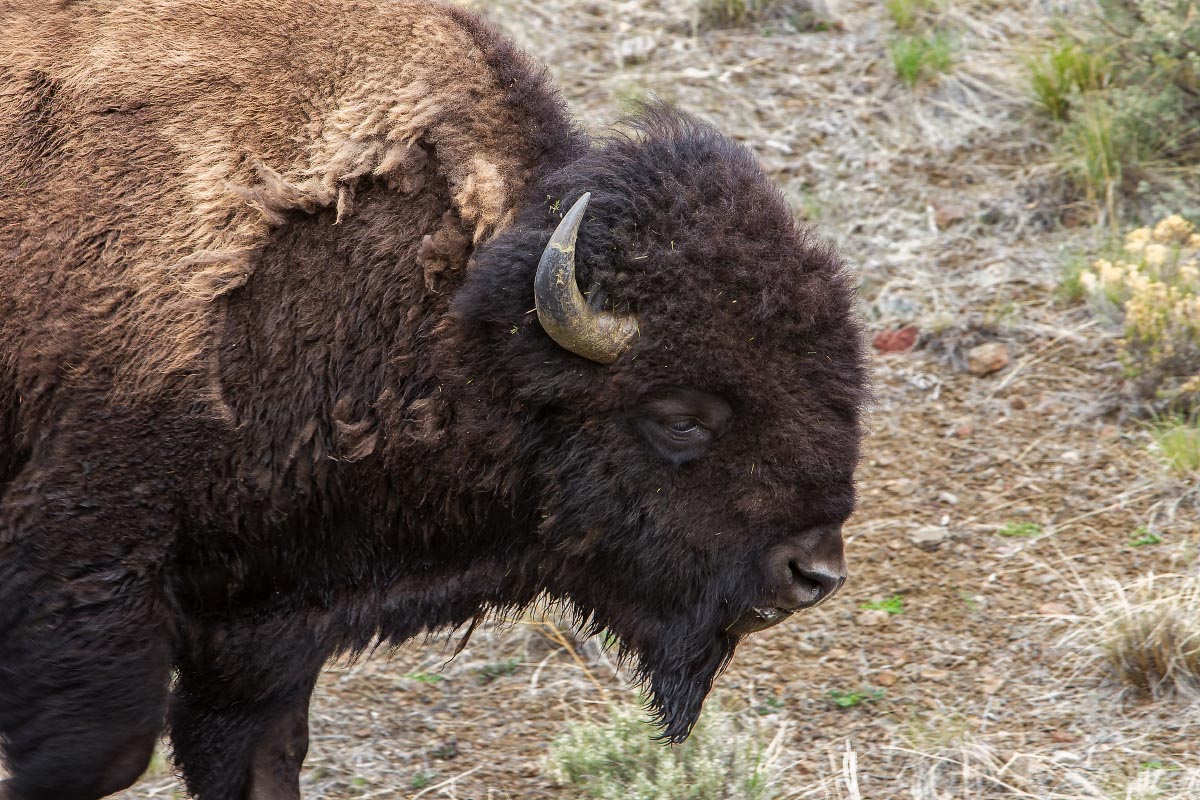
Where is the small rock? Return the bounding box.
[1099,424,1120,439]
[908,526,948,551]
[886,478,918,497]
[825,648,849,660]
[856,609,892,628]
[1009,395,1027,411]
[938,491,959,505]
[907,372,941,391]
[873,325,918,354]
[875,669,900,687]
[1037,601,1072,616]
[952,421,974,437]
[919,667,950,681]
[1050,730,1078,744]
[933,202,969,230]
[966,342,1010,375]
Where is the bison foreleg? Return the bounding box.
[170,620,329,800]
[0,439,175,800]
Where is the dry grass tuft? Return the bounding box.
[1151,415,1200,476]
[1067,573,1200,701]
[695,0,823,30]
[890,31,954,87]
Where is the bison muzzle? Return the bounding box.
[0,1,868,798]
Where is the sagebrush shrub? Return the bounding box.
[1079,214,1200,407]
[545,698,786,800]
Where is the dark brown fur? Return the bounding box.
[0,2,868,799]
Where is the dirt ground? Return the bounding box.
[105,0,1200,798]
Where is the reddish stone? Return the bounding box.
[872,325,918,354]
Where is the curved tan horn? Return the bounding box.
[534,192,639,364]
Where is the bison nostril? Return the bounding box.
[788,561,845,608]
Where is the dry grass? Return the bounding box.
[1066,573,1200,701]
[695,0,821,30]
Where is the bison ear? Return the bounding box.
[534,193,639,364]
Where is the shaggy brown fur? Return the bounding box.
[0,0,573,403]
[0,2,868,799]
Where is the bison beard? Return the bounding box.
[0,1,868,797]
[589,591,740,744]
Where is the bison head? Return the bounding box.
[452,106,867,741]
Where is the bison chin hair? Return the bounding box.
[630,622,738,743]
[558,587,743,743]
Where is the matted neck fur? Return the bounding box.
[0,2,867,798]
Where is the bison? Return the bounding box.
[0,1,868,798]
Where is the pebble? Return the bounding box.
[938,491,959,505]
[933,202,970,229]
[875,670,900,687]
[919,667,950,681]
[873,325,918,354]
[856,609,892,628]
[907,526,948,551]
[1009,395,1027,411]
[966,342,1010,375]
[1050,730,1079,744]
[825,648,849,660]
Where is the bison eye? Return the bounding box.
[634,388,733,466]
[665,419,702,436]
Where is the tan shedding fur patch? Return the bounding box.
[0,0,546,403]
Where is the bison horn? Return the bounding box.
[534,192,639,364]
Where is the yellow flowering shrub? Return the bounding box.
[1079,214,1200,406]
